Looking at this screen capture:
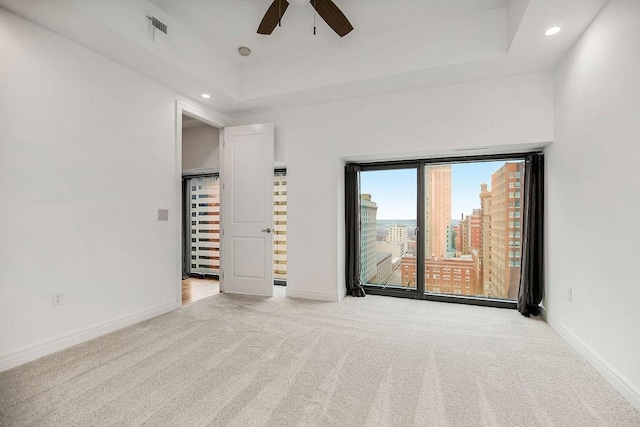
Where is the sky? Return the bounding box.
[360,161,516,220]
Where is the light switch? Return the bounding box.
[158,209,169,221]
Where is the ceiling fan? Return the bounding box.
[257,0,353,37]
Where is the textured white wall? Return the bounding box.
[232,72,553,301]
[547,0,640,409]
[182,125,220,174]
[0,8,226,370]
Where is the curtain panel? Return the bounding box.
[345,164,366,297]
[517,153,544,316]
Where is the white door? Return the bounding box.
[220,123,274,296]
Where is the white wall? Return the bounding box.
[232,72,553,302]
[0,8,227,370]
[546,0,640,410]
[182,125,219,174]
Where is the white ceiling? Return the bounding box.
[0,0,608,116]
[148,0,508,63]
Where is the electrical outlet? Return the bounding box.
[158,208,169,221]
[52,292,64,307]
[567,288,572,302]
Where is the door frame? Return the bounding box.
[174,101,225,309]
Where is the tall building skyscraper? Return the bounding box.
[460,213,470,255]
[479,182,492,295]
[360,194,378,284]
[488,163,524,299]
[387,225,408,249]
[424,165,452,258]
[457,210,482,256]
[469,209,482,252]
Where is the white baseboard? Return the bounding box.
[541,307,640,412]
[286,289,340,302]
[0,302,177,373]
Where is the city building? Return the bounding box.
[387,225,408,251]
[457,210,482,257]
[479,183,492,295]
[376,241,404,259]
[488,163,524,300]
[376,253,393,285]
[400,254,481,296]
[360,194,378,284]
[424,165,452,258]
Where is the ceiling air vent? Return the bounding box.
[147,15,168,35]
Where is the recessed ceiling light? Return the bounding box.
[201,93,211,99]
[545,27,561,36]
[238,46,251,57]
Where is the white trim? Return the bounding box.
[541,307,640,412]
[0,302,176,373]
[175,101,225,309]
[286,289,341,302]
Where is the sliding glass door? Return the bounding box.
[358,155,528,305]
[360,167,418,289]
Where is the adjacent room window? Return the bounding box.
[184,170,288,281]
[273,169,288,282]
[358,157,526,302]
[187,176,221,276]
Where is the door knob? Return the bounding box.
[261,228,272,233]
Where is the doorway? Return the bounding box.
[175,104,281,304]
[180,112,221,305]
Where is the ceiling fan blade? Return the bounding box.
[257,0,290,35]
[310,0,353,37]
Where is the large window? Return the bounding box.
[187,176,221,275]
[360,168,417,289]
[358,156,527,303]
[185,170,287,281]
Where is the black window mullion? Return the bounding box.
[416,163,425,294]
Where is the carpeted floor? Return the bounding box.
[1,291,639,426]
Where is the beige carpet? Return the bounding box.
[1,291,639,426]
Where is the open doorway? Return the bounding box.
[176,106,286,304]
[181,113,221,305]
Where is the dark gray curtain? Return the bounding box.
[345,164,366,297]
[182,178,191,280]
[518,153,544,316]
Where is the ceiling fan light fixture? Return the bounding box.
[257,0,353,37]
[545,26,561,36]
[238,46,251,57]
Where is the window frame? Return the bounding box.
[357,152,537,310]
